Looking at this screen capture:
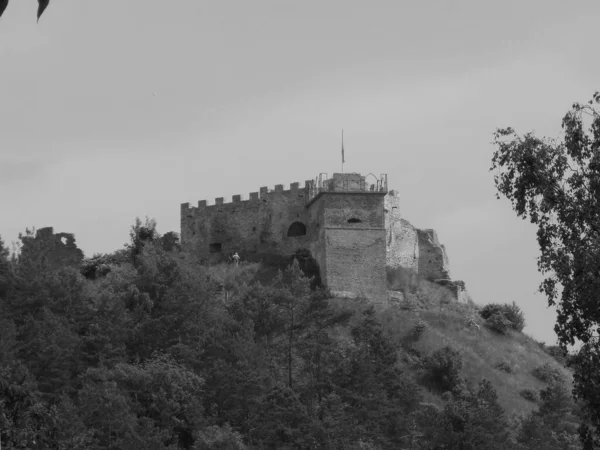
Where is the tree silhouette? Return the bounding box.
[491,90,600,445]
[0,0,51,22]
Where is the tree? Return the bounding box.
[0,0,50,22]
[490,91,600,443]
[0,235,12,299]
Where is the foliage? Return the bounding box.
[424,345,464,392]
[532,362,566,384]
[496,360,514,373]
[543,344,570,366]
[0,0,50,22]
[0,218,588,448]
[480,302,526,332]
[416,379,510,449]
[486,312,514,335]
[520,388,539,403]
[491,91,600,442]
[411,318,428,340]
[0,235,12,299]
[194,423,246,449]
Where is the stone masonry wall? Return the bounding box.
[181,182,314,263]
[313,191,387,303]
[384,191,419,272]
[181,175,466,306]
[417,229,451,281]
[325,228,387,303]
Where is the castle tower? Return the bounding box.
[305,173,388,303]
[181,171,470,305]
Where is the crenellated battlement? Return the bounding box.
[179,171,467,306]
[181,180,311,214]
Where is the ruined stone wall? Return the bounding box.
[307,196,327,283]
[21,227,84,269]
[181,175,466,306]
[384,191,419,272]
[417,229,451,281]
[181,182,316,263]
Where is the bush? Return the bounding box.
[532,363,565,384]
[500,302,526,332]
[519,388,539,402]
[495,361,513,374]
[479,302,525,332]
[411,319,428,340]
[544,345,569,366]
[485,312,513,334]
[479,303,503,320]
[194,424,246,449]
[425,346,464,392]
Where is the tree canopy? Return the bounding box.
[1,217,584,448]
[491,91,600,446]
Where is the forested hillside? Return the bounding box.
[0,218,586,449]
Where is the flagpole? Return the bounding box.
[341,129,344,174]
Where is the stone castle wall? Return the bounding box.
[416,229,451,281]
[384,191,419,273]
[181,182,314,262]
[311,191,388,303]
[181,174,467,304]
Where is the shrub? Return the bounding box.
[532,363,565,384]
[519,388,539,402]
[500,302,525,331]
[479,303,503,320]
[425,346,463,392]
[479,302,525,332]
[544,345,569,366]
[194,423,246,449]
[411,319,428,340]
[538,380,572,417]
[495,361,513,374]
[485,312,513,334]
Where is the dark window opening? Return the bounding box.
[348,218,362,223]
[287,221,307,237]
[209,243,222,253]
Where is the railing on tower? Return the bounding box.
[306,173,388,204]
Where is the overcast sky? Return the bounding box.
[1,0,598,345]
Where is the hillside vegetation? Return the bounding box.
[0,219,585,449]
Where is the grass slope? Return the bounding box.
[376,280,572,418]
[210,261,572,420]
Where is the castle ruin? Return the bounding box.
[181,172,468,304]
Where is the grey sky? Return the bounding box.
[1,0,598,345]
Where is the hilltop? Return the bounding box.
[0,221,582,449]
